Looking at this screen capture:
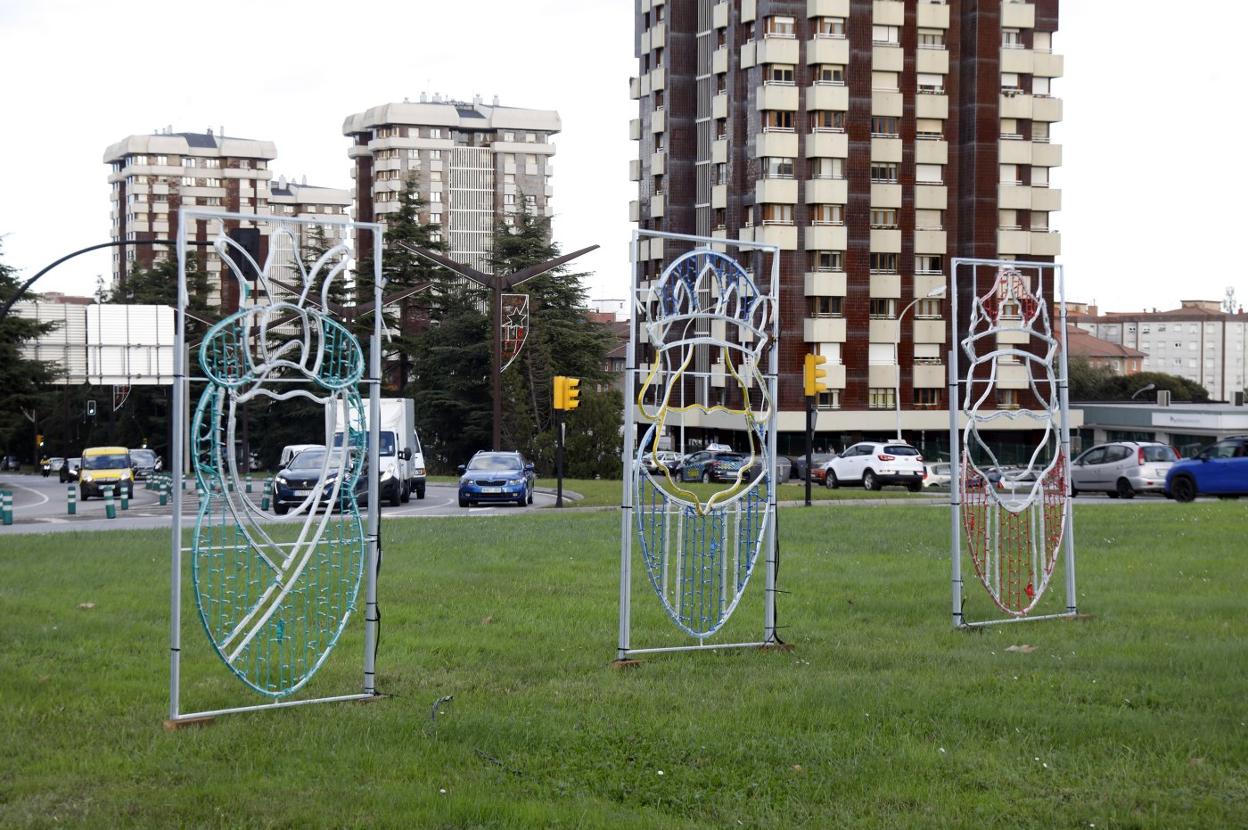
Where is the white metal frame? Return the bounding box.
[169,209,385,723]
[618,229,781,659]
[948,257,1078,629]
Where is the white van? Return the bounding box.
[329,398,426,505]
[279,444,324,469]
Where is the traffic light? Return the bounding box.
[553,376,582,411]
[86,400,97,417]
[803,353,828,397]
[36,434,44,449]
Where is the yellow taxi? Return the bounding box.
[79,446,135,500]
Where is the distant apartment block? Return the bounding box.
[343,96,559,274]
[632,0,1063,451]
[267,176,354,298]
[1072,301,1248,399]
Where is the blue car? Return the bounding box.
[1165,435,1248,502]
[458,451,536,507]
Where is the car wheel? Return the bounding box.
[826,470,839,490]
[458,494,469,508]
[79,490,88,502]
[701,470,711,484]
[1107,490,1119,499]
[863,470,880,491]
[388,482,402,507]
[274,502,289,515]
[416,483,426,500]
[1070,486,1079,498]
[400,482,411,504]
[907,481,922,493]
[1172,476,1197,503]
[1115,478,1135,500]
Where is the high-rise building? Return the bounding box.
[343,96,560,274]
[267,175,354,299]
[632,0,1063,454]
[104,129,277,308]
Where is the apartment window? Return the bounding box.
[872,25,899,45]
[717,73,728,94]
[810,110,846,132]
[375,127,400,139]
[810,204,844,225]
[764,110,794,131]
[1033,77,1051,97]
[916,164,944,184]
[504,193,516,205]
[653,89,665,110]
[917,73,945,94]
[765,64,795,84]
[997,390,1020,410]
[814,16,846,37]
[870,255,899,275]
[869,387,897,409]
[765,16,795,37]
[1034,32,1053,53]
[1002,73,1021,92]
[916,211,944,231]
[872,71,900,91]
[870,162,899,183]
[653,174,664,194]
[914,388,942,408]
[715,118,728,140]
[915,254,945,274]
[918,28,945,48]
[817,390,841,411]
[1000,164,1020,184]
[810,250,843,272]
[916,299,943,319]
[503,131,515,142]
[869,343,895,365]
[999,209,1020,230]
[811,296,843,317]
[1033,121,1052,146]
[916,118,944,140]
[714,163,728,185]
[815,64,846,85]
[761,204,794,224]
[764,157,795,178]
[871,116,899,137]
[1032,167,1049,187]
[811,157,845,179]
[1001,118,1021,139]
[914,344,943,365]
[870,208,899,228]
[1002,28,1023,48]
[429,128,445,139]
[524,195,537,209]
[1031,211,1049,231]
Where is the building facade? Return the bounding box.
[1072,301,1248,400]
[1065,325,1144,376]
[343,96,560,274]
[104,129,277,309]
[267,176,354,299]
[632,0,1063,454]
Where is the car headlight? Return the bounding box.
[460,477,470,486]
[275,476,288,486]
[508,478,525,486]
[381,469,396,481]
[121,471,131,480]
[83,474,94,482]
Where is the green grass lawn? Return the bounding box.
[1,502,1245,828]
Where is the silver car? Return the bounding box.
[1071,441,1178,499]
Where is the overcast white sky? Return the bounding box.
[1,1,1243,313]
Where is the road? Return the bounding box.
[0,473,560,536]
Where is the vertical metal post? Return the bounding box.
[169,214,189,721]
[555,411,565,508]
[949,260,964,628]
[363,231,383,695]
[1056,264,1078,614]
[491,285,503,451]
[804,395,813,506]
[617,233,641,660]
[763,247,780,643]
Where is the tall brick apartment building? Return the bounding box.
[632,0,1064,456]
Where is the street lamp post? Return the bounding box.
[895,284,948,441]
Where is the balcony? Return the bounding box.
[869,365,899,388]
[916,140,947,165]
[756,131,798,158]
[651,109,666,133]
[713,46,728,75]
[1000,48,1034,75]
[871,137,903,163]
[870,228,902,252]
[915,94,948,119]
[912,363,945,388]
[713,1,728,28]
[629,159,641,182]
[1033,96,1063,123]
[873,0,904,25]
[806,178,848,204]
[650,22,666,50]
[873,45,903,72]
[630,118,641,140]
[913,273,945,299]
[1001,1,1035,29]
[756,178,798,203]
[997,362,1031,390]
[998,182,1031,210]
[1034,52,1064,78]
[998,229,1031,255]
[807,131,847,158]
[804,271,847,296]
[1033,141,1062,168]
[999,139,1032,165]
[869,319,900,342]
[650,193,665,218]
[629,199,640,222]
[913,319,947,344]
[713,93,729,120]
[651,66,666,90]
[806,224,847,250]
[870,273,901,298]
[711,184,727,209]
[807,36,849,65]
[808,0,849,15]
[917,2,949,28]
[1032,187,1061,212]
[712,138,728,164]
[870,183,902,207]
[650,151,665,175]
[872,91,903,117]
[804,317,847,342]
[914,230,946,254]
[915,184,947,210]
[1032,231,1061,256]
[756,224,798,250]
[807,84,849,111]
[757,37,800,65]
[916,48,948,74]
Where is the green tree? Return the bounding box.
[1068,357,1212,402]
[0,241,61,458]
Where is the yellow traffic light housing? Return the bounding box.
[563,377,581,411]
[803,353,828,397]
[553,376,566,410]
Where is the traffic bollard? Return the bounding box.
[159,482,168,507]
[67,485,77,515]
[261,480,272,511]
[104,486,117,520]
[119,486,129,511]
[246,476,253,494]
[1,490,12,526]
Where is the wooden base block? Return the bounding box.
[162,715,215,732]
[611,659,642,670]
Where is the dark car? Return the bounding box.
[129,448,162,480]
[60,457,81,483]
[272,448,363,515]
[1166,435,1248,502]
[458,451,535,507]
[790,452,837,484]
[1,455,20,472]
[678,450,759,484]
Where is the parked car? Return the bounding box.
[824,442,926,491]
[1165,435,1248,502]
[790,452,837,483]
[643,450,683,475]
[924,461,952,489]
[458,451,536,508]
[677,450,758,484]
[272,448,363,515]
[1071,441,1179,499]
[1,455,20,471]
[129,448,162,480]
[78,446,135,500]
[60,457,81,483]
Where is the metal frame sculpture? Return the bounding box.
[617,230,781,659]
[948,257,1078,628]
[168,210,385,724]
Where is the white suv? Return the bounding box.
[824,442,927,491]
[1071,441,1178,498]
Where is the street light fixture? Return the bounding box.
[896,284,948,441]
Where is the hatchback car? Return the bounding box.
[824,442,926,491]
[1165,435,1248,502]
[1071,441,1178,499]
[924,461,952,489]
[642,450,683,475]
[129,448,162,480]
[458,451,536,507]
[678,450,757,484]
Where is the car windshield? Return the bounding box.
[130,450,157,465]
[468,454,523,472]
[83,453,130,470]
[1141,446,1178,463]
[289,450,345,471]
[332,431,396,456]
[884,446,920,456]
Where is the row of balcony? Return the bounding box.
[742,39,951,74]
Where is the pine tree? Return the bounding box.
[0,242,61,455]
